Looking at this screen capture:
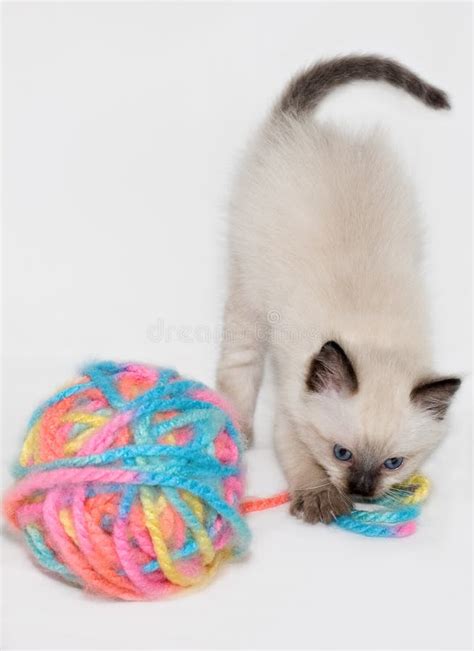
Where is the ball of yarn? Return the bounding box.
[3,361,250,600]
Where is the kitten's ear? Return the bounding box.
[410,377,461,420]
[306,341,358,394]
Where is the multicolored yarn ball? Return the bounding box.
[3,360,431,601]
[3,361,251,600]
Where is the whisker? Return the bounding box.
[293,481,331,493]
[327,492,336,520]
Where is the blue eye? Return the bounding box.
[333,444,352,461]
[383,457,404,470]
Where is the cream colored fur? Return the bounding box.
[217,108,456,521]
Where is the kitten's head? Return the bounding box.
[298,341,461,498]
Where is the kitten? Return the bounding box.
[217,55,461,524]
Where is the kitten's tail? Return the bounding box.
[278,55,450,116]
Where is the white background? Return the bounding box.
[2,2,472,649]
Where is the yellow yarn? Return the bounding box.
[59,508,77,544]
[399,474,430,505]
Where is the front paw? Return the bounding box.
[290,486,352,524]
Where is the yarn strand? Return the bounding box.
[241,475,429,538]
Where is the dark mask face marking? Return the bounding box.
[347,464,381,498]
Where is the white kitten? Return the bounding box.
[217,56,461,523]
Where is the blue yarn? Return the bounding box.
[334,502,420,537]
[24,525,80,584]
